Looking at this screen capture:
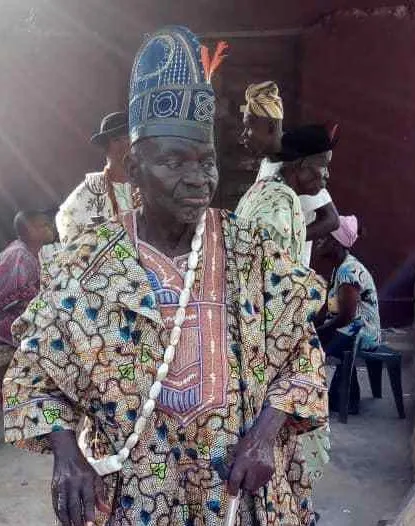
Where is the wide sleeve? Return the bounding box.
[262,243,328,433]
[56,181,90,246]
[3,290,83,452]
[258,193,294,249]
[336,259,361,289]
[56,203,81,247]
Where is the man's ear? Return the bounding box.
[124,151,140,186]
[268,120,276,135]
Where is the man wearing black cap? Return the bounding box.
[56,112,136,245]
[237,109,339,266]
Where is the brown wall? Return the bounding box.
[0,1,413,293]
[300,12,415,285]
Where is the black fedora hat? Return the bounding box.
[90,112,128,147]
[279,124,339,162]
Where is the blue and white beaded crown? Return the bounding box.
[129,26,225,144]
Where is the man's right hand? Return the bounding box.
[50,430,111,526]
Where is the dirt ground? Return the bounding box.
[0,366,414,526]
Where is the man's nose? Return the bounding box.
[239,128,248,145]
[183,165,209,186]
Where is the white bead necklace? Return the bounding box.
[84,212,207,476]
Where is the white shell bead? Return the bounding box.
[196,221,205,237]
[149,381,162,400]
[117,447,130,462]
[164,345,176,364]
[84,213,206,477]
[184,270,196,289]
[125,433,139,450]
[174,307,186,327]
[191,235,202,252]
[142,399,156,418]
[170,326,182,345]
[105,455,124,473]
[179,288,191,308]
[134,416,148,435]
[157,363,169,381]
[91,455,123,476]
[187,251,199,270]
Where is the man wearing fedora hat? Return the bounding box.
[56,111,138,245]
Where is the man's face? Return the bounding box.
[108,135,130,163]
[128,136,219,225]
[315,235,337,259]
[295,163,325,196]
[240,112,282,157]
[30,215,55,245]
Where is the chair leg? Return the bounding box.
[339,350,354,424]
[366,360,383,398]
[387,359,406,419]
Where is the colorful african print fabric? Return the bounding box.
[0,240,40,345]
[327,254,381,350]
[4,209,327,526]
[235,159,306,265]
[56,171,134,245]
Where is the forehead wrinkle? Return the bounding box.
[137,137,215,160]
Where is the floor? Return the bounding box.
[314,366,414,526]
[0,366,414,526]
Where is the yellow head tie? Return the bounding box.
[244,81,284,120]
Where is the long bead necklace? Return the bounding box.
[85,212,207,476]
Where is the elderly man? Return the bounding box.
[56,112,137,245]
[4,27,327,526]
[237,83,339,266]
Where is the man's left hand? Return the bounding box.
[227,406,286,496]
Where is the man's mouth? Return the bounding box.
[180,196,210,206]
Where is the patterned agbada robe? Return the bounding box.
[56,170,135,245]
[235,161,306,266]
[3,209,327,526]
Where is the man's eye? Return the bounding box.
[201,158,215,170]
[164,159,182,169]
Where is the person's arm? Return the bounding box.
[306,201,340,241]
[319,283,359,335]
[50,430,110,526]
[228,239,327,496]
[3,289,108,525]
[227,406,286,496]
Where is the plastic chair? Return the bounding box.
[360,345,406,420]
[327,342,406,423]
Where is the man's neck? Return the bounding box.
[135,209,197,258]
[20,238,42,257]
[265,151,282,163]
[105,159,127,184]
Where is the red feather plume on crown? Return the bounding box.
[201,41,229,83]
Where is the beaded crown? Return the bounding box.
[129,26,219,144]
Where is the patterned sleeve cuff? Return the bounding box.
[3,396,80,453]
[266,378,328,434]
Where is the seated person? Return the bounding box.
[0,210,55,346]
[316,215,381,414]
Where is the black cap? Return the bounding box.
[90,112,128,147]
[280,124,338,162]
